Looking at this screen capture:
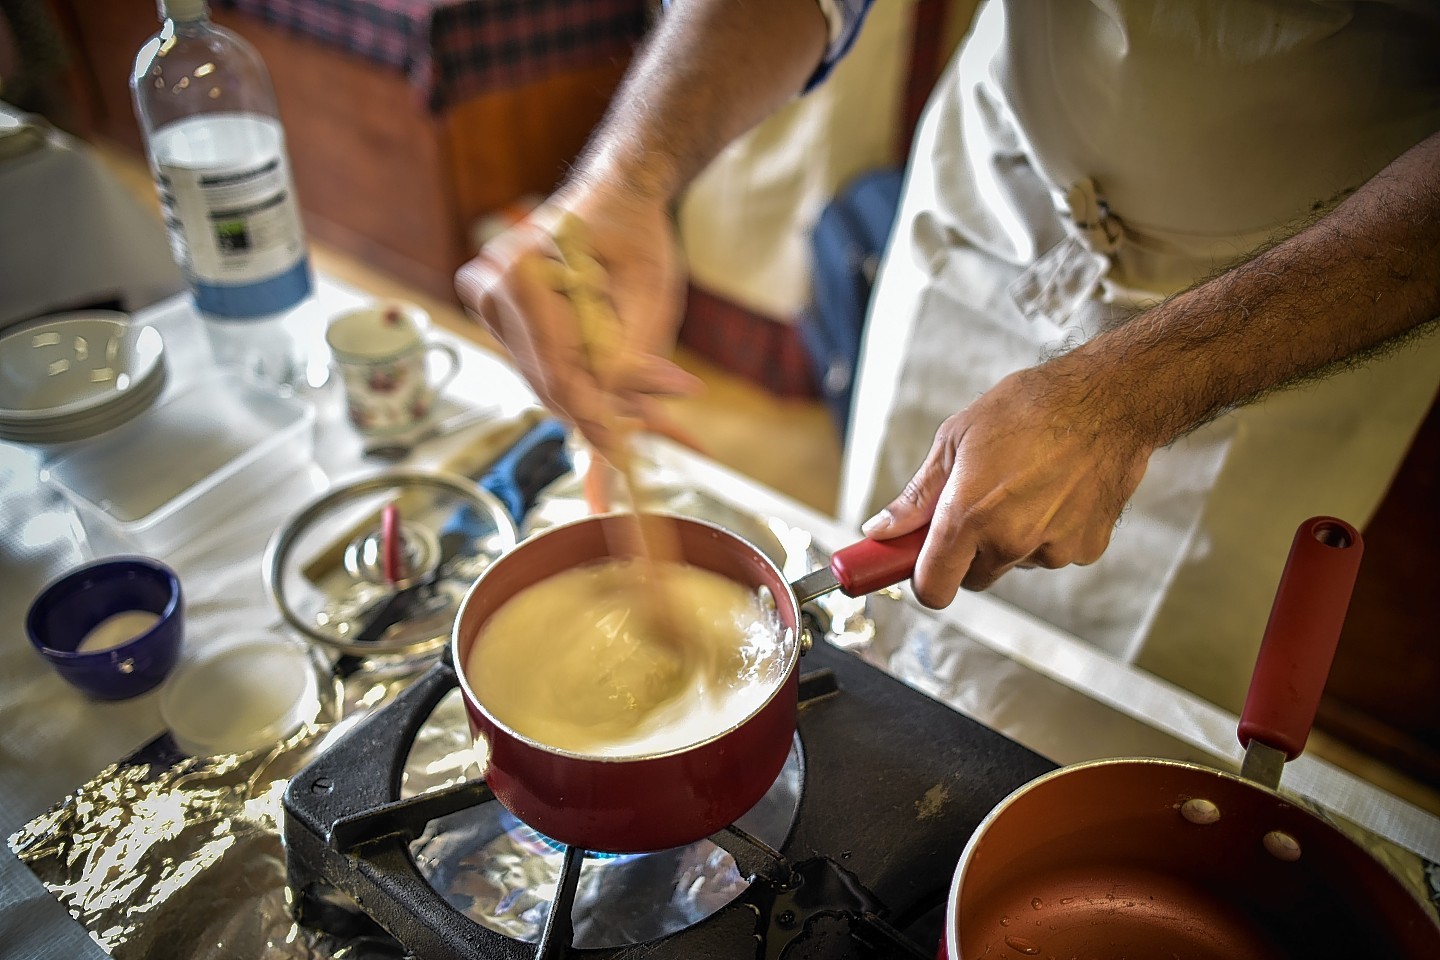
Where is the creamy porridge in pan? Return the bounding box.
[464,558,792,757]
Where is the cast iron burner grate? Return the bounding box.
[282,641,1056,959]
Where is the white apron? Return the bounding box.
[840,0,1440,710]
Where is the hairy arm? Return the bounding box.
[1065,128,1440,450]
[870,128,1440,607]
[571,0,831,205]
[457,0,830,457]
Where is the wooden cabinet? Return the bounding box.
[1320,392,1440,788]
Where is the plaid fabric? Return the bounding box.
[679,284,820,399]
[214,0,652,111]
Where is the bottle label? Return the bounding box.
[156,143,311,319]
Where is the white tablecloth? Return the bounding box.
[0,276,540,958]
[1,282,1435,957]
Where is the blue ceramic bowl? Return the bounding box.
[25,556,184,700]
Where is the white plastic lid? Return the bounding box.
[160,637,320,757]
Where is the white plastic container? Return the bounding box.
[41,372,314,556]
[159,635,321,757]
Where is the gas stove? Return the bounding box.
[282,638,1056,959]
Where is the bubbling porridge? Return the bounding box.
[464,558,793,757]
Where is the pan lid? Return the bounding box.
[263,470,518,660]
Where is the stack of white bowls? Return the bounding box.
[0,311,168,445]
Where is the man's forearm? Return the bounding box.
[1063,129,1440,447]
[571,0,830,206]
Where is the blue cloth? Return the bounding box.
[805,0,874,89]
[660,0,874,91]
[442,418,572,534]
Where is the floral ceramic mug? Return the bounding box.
[325,301,460,436]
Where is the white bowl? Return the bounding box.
[0,362,167,444]
[0,311,166,423]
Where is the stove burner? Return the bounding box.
[409,733,802,947]
[508,823,637,860]
[282,642,1057,959]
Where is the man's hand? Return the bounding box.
[455,0,830,462]
[454,188,703,460]
[861,361,1154,607]
[866,128,1440,606]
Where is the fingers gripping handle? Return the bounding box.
[829,526,929,596]
[1238,517,1364,761]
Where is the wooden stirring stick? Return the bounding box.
[537,213,686,640]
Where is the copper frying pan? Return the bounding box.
[944,516,1440,958]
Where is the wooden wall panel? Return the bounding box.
[48,0,156,151]
[1320,391,1440,787]
[444,61,629,226]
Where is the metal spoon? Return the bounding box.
[331,529,468,678]
[363,407,493,462]
[350,530,468,643]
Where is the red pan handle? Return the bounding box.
[1238,516,1363,761]
[381,502,403,584]
[829,525,929,596]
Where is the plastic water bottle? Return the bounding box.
[131,0,317,388]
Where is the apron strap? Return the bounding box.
[1009,177,1124,329]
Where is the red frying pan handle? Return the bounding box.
[1238,516,1363,761]
[829,526,929,596]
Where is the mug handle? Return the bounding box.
[426,341,462,395]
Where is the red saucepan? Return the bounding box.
[944,516,1440,958]
[452,512,926,853]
